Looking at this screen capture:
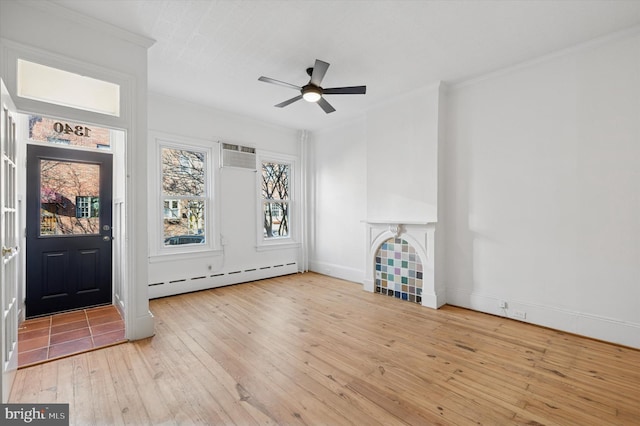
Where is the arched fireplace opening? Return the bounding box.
[374,237,423,304]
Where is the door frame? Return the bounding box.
[1,78,19,403]
[25,143,114,317]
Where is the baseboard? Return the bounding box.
[447,286,640,349]
[148,262,298,299]
[308,260,364,284]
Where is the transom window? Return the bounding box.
[28,115,112,151]
[17,59,120,116]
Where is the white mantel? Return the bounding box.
[363,220,445,309]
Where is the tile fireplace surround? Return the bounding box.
[364,221,444,309]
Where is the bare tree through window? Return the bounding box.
[161,147,207,245]
[262,162,289,238]
[40,160,100,235]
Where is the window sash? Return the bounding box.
[259,157,294,242]
[263,200,289,238]
[160,144,209,248]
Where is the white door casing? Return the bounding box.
[0,78,19,402]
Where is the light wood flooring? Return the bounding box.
[9,272,640,425]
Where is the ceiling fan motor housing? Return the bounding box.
[302,84,323,102]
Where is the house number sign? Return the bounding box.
[53,121,92,137]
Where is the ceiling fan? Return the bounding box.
[258,59,366,114]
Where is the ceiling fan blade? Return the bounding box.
[323,86,367,95]
[317,97,336,114]
[310,59,330,86]
[258,76,302,91]
[275,95,303,108]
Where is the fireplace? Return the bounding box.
[364,221,444,309]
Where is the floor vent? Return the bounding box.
[221,143,256,169]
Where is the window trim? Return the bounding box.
[149,132,221,257]
[256,151,300,251]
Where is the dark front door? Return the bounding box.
[26,144,113,317]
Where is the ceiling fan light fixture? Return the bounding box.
[258,59,366,114]
[302,85,322,103]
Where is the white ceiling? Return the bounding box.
[50,0,640,131]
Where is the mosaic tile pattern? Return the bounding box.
[375,238,423,304]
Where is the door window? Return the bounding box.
[39,160,100,235]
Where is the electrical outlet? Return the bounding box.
[513,310,527,320]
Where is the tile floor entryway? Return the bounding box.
[17,305,126,368]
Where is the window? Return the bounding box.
[151,133,219,258]
[163,199,180,222]
[75,196,99,218]
[29,115,112,151]
[17,59,120,116]
[260,158,292,241]
[161,146,207,246]
[40,160,101,236]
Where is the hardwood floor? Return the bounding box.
[9,273,640,425]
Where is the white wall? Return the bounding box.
[367,85,441,222]
[309,85,442,283]
[147,93,302,297]
[309,119,367,282]
[444,31,640,348]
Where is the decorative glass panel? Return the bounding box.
[28,115,111,150]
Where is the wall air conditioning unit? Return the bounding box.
[221,143,256,170]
